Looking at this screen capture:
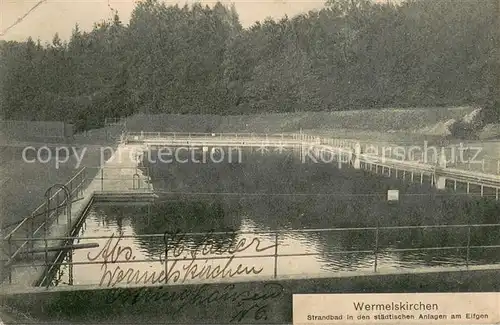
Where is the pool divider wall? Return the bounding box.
[92,192,157,203]
[35,191,157,286]
[3,268,500,324]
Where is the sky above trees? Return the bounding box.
[1,0,496,133]
[1,0,329,42]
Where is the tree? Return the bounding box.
[0,0,497,130]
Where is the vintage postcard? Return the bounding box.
[0,0,498,324]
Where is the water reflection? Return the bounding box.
[91,200,240,264]
[53,146,500,286]
[53,202,500,286]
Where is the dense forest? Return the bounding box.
[0,0,498,132]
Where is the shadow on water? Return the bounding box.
[47,147,500,288]
[138,147,500,267]
[91,199,241,261]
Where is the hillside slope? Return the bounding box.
[125,106,477,135]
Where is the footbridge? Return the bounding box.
[124,131,320,147]
[126,131,500,198]
[2,131,500,323]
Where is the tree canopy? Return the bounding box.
[0,0,497,132]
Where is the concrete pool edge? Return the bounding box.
[3,143,155,287]
[1,265,499,324]
[2,263,500,295]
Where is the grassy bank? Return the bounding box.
[124,107,500,160]
[0,106,496,231]
[125,106,475,136]
[0,126,122,229]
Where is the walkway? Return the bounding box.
[128,132,500,197]
[3,131,500,292]
[3,263,500,296]
[2,144,152,288]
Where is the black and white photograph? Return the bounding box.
[0,0,499,323]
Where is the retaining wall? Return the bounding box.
[2,268,500,324]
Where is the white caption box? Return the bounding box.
[293,293,500,324]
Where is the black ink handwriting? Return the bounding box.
[100,255,263,287]
[91,232,280,321]
[163,229,277,259]
[105,283,284,322]
[87,233,135,264]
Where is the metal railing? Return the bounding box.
[2,167,151,235]
[127,131,301,139]
[124,131,500,176]
[121,131,500,195]
[104,117,126,126]
[85,166,152,192]
[1,168,88,282]
[319,138,500,176]
[125,132,320,144]
[3,129,500,286]
[4,223,500,287]
[0,165,156,283]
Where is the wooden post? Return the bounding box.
[374,225,379,273]
[6,237,12,283]
[164,235,169,284]
[55,195,60,224]
[274,232,279,279]
[30,215,34,256]
[44,195,49,287]
[68,250,74,285]
[466,226,471,268]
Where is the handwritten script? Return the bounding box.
[105,282,284,322]
[88,230,277,286]
[163,229,277,259]
[87,231,282,322]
